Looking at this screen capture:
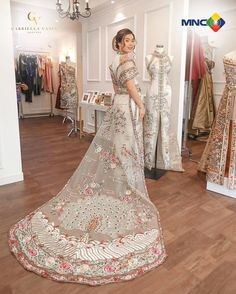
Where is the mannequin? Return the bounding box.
[198,49,236,193]
[145,44,173,66]
[60,55,79,136]
[143,45,183,172]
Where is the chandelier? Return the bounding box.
[56,0,91,20]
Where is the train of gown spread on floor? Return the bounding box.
[9,53,167,285]
[198,55,236,189]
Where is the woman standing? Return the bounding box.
[9,29,167,285]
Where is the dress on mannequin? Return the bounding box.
[144,46,183,172]
[198,50,236,189]
[60,56,78,109]
[9,52,167,285]
[188,58,215,137]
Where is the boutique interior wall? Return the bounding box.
[11,1,83,119]
[0,0,23,185]
[0,1,83,186]
[82,0,188,145]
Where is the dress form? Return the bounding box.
[145,45,173,68]
[62,55,79,136]
[65,55,76,68]
[144,45,183,174]
[199,48,236,196]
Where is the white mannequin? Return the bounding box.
[65,55,76,67]
[224,49,236,60]
[145,45,173,68]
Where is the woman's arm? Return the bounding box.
[126,79,145,119]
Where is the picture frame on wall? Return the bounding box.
[103,92,113,106]
[81,92,90,103]
[87,90,95,103]
[90,91,99,103]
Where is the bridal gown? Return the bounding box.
[144,52,183,171]
[198,55,236,189]
[9,53,167,286]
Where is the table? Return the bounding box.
[79,101,109,139]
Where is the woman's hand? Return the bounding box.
[139,105,145,120]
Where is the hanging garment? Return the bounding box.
[59,62,78,109]
[33,55,43,96]
[9,52,167,285]
[144,52,183,172]
[188,59,215,137]
[44,58,54,94]
[19,54,37,103]
[198,55,236,189]
[185,31,206,104]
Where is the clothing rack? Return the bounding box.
[16,49,54,118]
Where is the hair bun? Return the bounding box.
[112,35,119,52]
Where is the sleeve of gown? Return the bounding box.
[117,58,139,84]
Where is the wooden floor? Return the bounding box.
[1,116,236,294]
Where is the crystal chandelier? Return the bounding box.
[56,0,91,20]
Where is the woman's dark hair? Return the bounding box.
[112,28,135,51]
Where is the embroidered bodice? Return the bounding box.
[147,53,172,97]
[223,56,236,89]
[109,54,141,94]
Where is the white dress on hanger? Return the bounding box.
[144,51,183,171]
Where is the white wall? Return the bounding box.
[82,0,188,145]
[0,0,23,185]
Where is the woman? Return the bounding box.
[9,29,167,286]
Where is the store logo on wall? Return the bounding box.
[12,11,57,34]
[181,12,225,32]
[27,12,40,26]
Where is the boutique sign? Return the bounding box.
[12,11,57,33]
[181,12,225,32]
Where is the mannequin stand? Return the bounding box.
[144,141,166,180]
[62,109,74,124]
[68,107,80,137]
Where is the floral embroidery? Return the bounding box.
[28,248,38,257]
[144,53,183,171]
[199,57,236,189]
[60,262,72,271]
[8,52,167,286]
[99,149,120,173]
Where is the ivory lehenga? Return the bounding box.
[9,53,167,285]
[199,55,236,189]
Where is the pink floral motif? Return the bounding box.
[152,248,161,255]
[104,265,116,273]
[123,195,132,202]
[84,187,93,196]
[28,248,38,257]
[18,222,27,229]
[60,262,72,270]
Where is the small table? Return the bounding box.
[79,102,108,139]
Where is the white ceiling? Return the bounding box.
[11,0,110,10]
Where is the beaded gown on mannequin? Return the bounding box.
[9,52,167,286]
[144,49,183,171]
[199,51,236,189]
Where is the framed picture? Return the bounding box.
[87,90,95,103]
[90,91,99,104]
[81,92,90,103]
[104,92,113,106]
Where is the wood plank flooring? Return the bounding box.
[1,116,236,294]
